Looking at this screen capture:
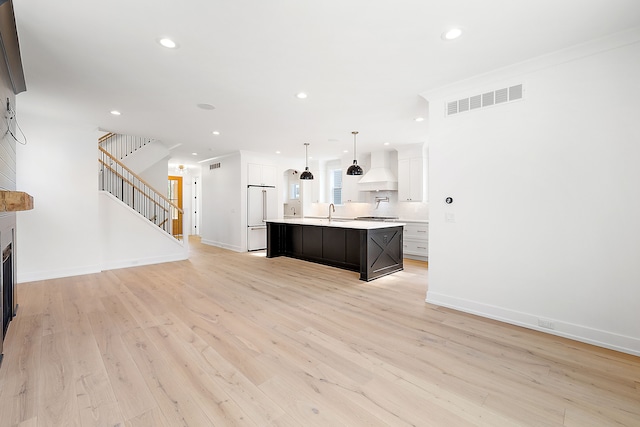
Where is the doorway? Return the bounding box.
[168,175,183,237]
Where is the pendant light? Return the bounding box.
[346,131,363,175]
[300,143,314,180]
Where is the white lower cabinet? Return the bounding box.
[401,221,428,261]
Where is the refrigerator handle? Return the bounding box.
[262,189,267,222]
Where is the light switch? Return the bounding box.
[445,212,455,223]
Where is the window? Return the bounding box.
[330,168,342,205]
[290,183,300,200]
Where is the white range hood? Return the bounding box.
[358,151,398,191]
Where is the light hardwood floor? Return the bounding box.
[1,237,639,426]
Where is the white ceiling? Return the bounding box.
[12,0,640,166]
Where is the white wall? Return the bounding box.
[140,158,170,196]
[16,113,187,282]
[121,140,169,184]
[16,114,101,281]
[423,29,640,355]
[200,152,243,251]
[200,150,299,252]
[99,192,187,270]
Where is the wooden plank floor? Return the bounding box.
[1,237,639,426]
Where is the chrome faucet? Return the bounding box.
[329,203,335,221]
[291,206,296,216]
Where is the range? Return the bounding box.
[355,216,399,221]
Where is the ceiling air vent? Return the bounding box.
[470,94,482,110]
[447,101,458,115]
[209,162,221,170]
[446,84,523,117]
[495,87,508,104]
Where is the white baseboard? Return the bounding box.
[426,291,640,357]
[17,253,189,283]
[17,264,102,283]
[200,239,243,252]
[101,253,188,272]
[404,254,428,262]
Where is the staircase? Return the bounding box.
[98,133,183,240]
[99,132,154,160]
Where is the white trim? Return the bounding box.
[101,253,187,272]
[18,265,101,283]
[426,291,640,357]
[200,239,242,252]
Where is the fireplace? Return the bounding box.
[2,243,13,340]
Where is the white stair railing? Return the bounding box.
[98,132,154,161]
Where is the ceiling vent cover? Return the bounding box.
[446,84,523,117]
[209,162,221,170]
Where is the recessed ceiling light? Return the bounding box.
[383,142,390,146]
[191,152,198,156]
[441,28,463,41]
[275,151,281,154]
[415,117,425,122]
[159,38,177,48]
[197,103,215,110]
[343,150,349,153]
[110,110,121,116]
[212,131,220,135]
[296,92,308,99]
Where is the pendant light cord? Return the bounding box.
[352,131,358,160]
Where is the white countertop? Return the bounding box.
[303,215,428,224]
[393,218,429,224]
[266,218,406,230]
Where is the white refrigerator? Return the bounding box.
[247,185,278,251]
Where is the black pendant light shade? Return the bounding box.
[346,131,363,175]
[300,168,313,179]
[346,159,363,176]
[300,143,314,180]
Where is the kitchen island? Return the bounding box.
[266,218,404,281]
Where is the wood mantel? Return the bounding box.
[0,190,34,212]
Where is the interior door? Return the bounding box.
[168,175,183,237]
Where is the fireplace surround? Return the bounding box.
[0,231,16,366]
[2,243,13,338]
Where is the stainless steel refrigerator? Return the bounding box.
[247,185,278,251]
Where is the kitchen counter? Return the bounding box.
[266,219,404,281]
[267,217,406,229]
[394,218,429,224]
[303,215,428,224]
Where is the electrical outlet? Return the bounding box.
[538,318,555,330]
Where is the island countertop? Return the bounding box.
[265,218,406,230]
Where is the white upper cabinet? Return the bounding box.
[248,163,277,186]
[397,144,427,202]
[342,174,365,203]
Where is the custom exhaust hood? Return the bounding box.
[358,151,398,191]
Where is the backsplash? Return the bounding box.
[306,191,428,220]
